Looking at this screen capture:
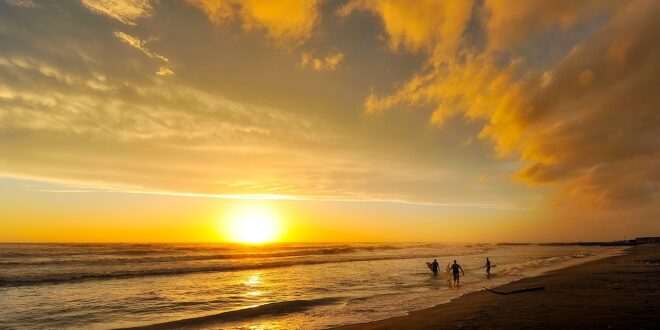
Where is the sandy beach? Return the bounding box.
[337,243,660,330]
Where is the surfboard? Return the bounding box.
[426,262,433,271]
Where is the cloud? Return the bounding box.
[0,48,373,201]
[483,0,619,49]
[114,31,173,75]
[187,0,322,44]
[300,50,344,71]
[80,0,153,25]
[5,0,652,214]
[4,0,35,8]
[339,0,474,53]
[363,52,520,128]
[4,1,496,208]
[0,47,515,207]
[354,0,659,211]
[507,0,660,209]
[0,53,322,142]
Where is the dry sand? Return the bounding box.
[336,244,660,329]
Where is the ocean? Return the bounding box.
[0,243,623,329]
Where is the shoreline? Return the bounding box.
[120,246,629,330]
[335,244,660,329]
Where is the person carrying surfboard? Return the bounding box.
[430,258,440,275]
[450,260,465,287]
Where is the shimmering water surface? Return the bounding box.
[0,243,622,329]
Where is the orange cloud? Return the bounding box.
[358,0,659,210]
[187,0,322,44]
[339,0,474,53]
[506,0,660,209]
[365,53,521,131]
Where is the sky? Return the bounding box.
[0,0,658,243]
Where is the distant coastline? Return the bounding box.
[498,236,660,247]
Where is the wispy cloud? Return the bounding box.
[114,31,173,76]
[81,0,152,25]
[13,175,524,210]
[4,0,35,8]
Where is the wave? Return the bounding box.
[0,253,436,287]
[493,253,595,276]
[0,245,404,266]
[3,243,493,268]
[0,243,509,287]
[119,297,342,329]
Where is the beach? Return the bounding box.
[0,243,623,329]
[337,243,660,329]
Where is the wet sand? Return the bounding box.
[336,244,660,329]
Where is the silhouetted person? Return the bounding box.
[431,258,440,275]
[485,257,492,275]
[451,260,464,287]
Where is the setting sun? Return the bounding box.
[224,205,281,244]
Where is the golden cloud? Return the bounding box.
[507,0,660,209]
[357,0,659,210]
[187,0,322,43]
[80,0,152,25]
[339,0,474,53]
[300,50,344,71]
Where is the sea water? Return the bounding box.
[0,243,624,329]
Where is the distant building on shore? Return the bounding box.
[635,237,660,244]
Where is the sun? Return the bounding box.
[223,205,281,244]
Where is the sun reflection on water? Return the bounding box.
[243,273,265,298]
[243,273,261,286]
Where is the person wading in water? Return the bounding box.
[431,258,440,275]
[450,260,465,287]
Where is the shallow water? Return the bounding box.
[0,243,622,329]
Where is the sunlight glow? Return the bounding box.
[224,205,281,244]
